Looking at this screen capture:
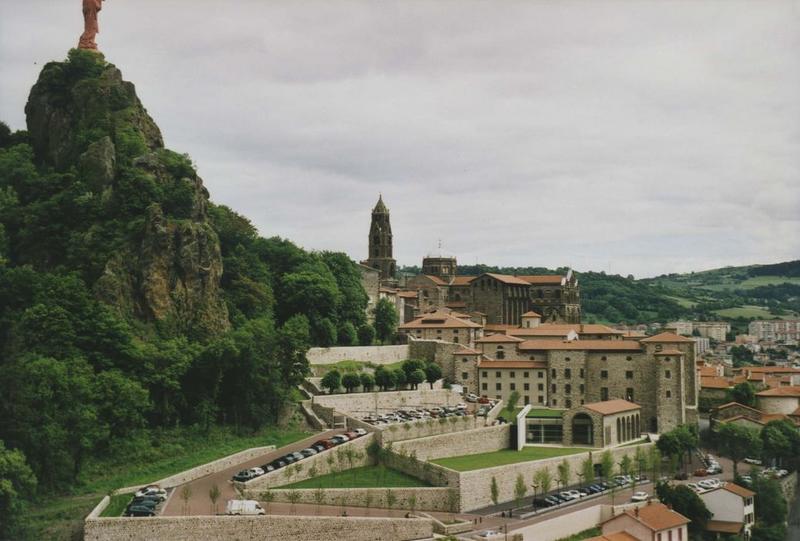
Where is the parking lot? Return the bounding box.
[358,399,498,427]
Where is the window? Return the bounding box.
[524,395,530,405]
[565,384,572,395]
[529,355,536,360]
[601,370,609,379]
[496,372,501,378]
[510,383,516,391]
[601,356,607,361]
[461,372,468,380]
[482,371,488,378]
[601,387,609,401]
[655,345,663,352]
[436,329,442,334]
[551,368,557,379]
[626,356,632,361]
[482,382,487,391]
[666,390,672,399]
[565,399,572,408]
[524,372,529,378]
[510,371,516,378]
[538,371,544,379]
[579,368,585,378]
[496,383,502,391]
[453,337,459,343]
[565,357,571,362]
[524,383,530,391]
[665,370,672,379]
[552,398,557,406]
[538,383,544,391]
[626,388,634,402]
[625,370,634,379]
[579,384,584,394]
[551,384,556,393]
[538,395,544,403]
[564,368,572,379]
[496,350,505,359]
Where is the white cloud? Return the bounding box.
[1,0,798,278]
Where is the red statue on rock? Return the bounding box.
[79,0,105,51]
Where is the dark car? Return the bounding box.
[130,496,161,506]
[232,470,256,482]
[283,454,297,464]
[260,464,276,474]
[545,496,561,506]
[314,439,334,450]
[125,505,156,517]
[532,497,552,508]
[128,499,157,510]
[312,443,326,452]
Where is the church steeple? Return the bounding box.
[365,195,396,283]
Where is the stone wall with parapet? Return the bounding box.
[380,414,487,445]
[391,424,511,462]
[312,388,463,417]
[458,442,654,511]
[264,487,455,513]
[241,435,375,492]
[307,345,410,365]
[113,445,275,495]
[382,450,460,489]
[84,515,432,541]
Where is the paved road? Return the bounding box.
[161,429,344,516]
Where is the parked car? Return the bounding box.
[313,439,334,450]
[125,505,156,517]
[300,448,318,458]
[270,459,287,469]
[354,428,367,437]
[289,451,304,462]
[686,483,700,493]
[260,464,276,474]
[693,468,708,477]
[134,486,167,500]
[544,496,561,506]
[131,495,162,505]
[698,478,721,490]
[533,497,552,508]
[744,457,762,465]
[477,530,500,538]
[466,393,479,402]
[226,499,266,516]
[128,499,158,510]
[559,490,581,501]
[631,491,649,502]
[283,454,297,465]
[232,470,257,482]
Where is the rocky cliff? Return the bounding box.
[24,50,229,336]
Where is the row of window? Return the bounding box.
[481,370,544,379]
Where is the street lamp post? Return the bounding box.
[531,482,539,512]
[577,472,585,491]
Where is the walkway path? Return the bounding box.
[161,428,343,516]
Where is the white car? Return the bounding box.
[134,485,167,500]
[226,499,265,516]
[248,467,265,476]
[478,530,500,538]
[466,393,479,403]
[744,457,762,465]
[686,483,701,493]
[560,490,582,501]
[354,428,367,437]
[631,491,649,502]
[698,479,720,490]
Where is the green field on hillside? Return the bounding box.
[713,305,795,319]
[432,446,588,471]
[278,465,430,489]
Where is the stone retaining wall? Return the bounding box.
[312,388,463,417]
[264,487,454,512]
[458,443,653,511]
[308,345,410,365]
[84,515,432,541]
[391,424,511,462]
[114,445,276,495]
[242,435,375,491]
[380,414,486,445]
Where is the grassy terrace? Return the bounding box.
[278,465,430,489]
[498,407,564,423]
[432,446,589,471]
[100,494,132,518]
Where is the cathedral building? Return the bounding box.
[361,195,397,284]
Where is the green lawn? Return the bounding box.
[100,494,132,518]
[499,407,564,422]
[277,465,430,489]
[432,446,589,471]
[665,295,697,308]
[737,276,800,289]
[311,359,369,376]
[713,305,796,319]
[26,425,312,540]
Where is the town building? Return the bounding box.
[748,319,800,343]
[667,321,730,342]
[600,502,690,541]
[361,195,397,284]
[756,386,800,415]
[698,483,756,539]
[398,310,483,348]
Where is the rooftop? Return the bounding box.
[619,502,690,531]
[586,533,639,541]
[476,334,525,343]
[517,275,565,285]
[584,399,640,415]
[399,311,482,330]
[700,376,732,390]
[756,386,800,397]
[705,520,743,534]
[640,332,695,343]
[480,273,532,286]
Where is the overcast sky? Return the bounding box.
[1,1,798,278]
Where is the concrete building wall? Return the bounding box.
[307,345,410,365]
[479,366,547,405]
[601,513,655,541]
[757,395,800,415]
[84,515,432,541]
[391,424,511,462]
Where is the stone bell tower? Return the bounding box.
[365,195,397,283]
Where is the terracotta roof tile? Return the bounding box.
[621,502,690,531]
[508,324,623,337]
[698,366,720,377]
[481,273,532,286]
[451,276,476,286]
[583,399,640,415]
[517,275,565,285]
[701,376,732,389]
[399,311,482,330]
[522,311,542,317]
[397,290,419,298]
[423,275,448,286]
[476,334,525,343]
[756,386,800,397]
[722,483,756,498]
[640,332,695,343]
[586,533,639,541]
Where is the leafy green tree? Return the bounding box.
[337,321,357,346]
[581,457,595,486]
[751,476,788,526]
[374,366,395,391]
[359,372,375,392]
[717,423,761,476]
[424,363,442,389]
[557,459,571,489]
[490,476,499,506]
[408,369,426,390]
[373,298,397,344]
[600,451,614,480]
[760,419,800,468]
[321,369,342,394]
[750,523,787,541]
[393,368,407,390]
[401,359,425,380]
[0,440,37,539]
[357,324,376,346]
[656,483,711,536]
[729,382,756,407]
[341,372,361,393]
[506,390,521,411]
[534,468,552,496]
[94,370,149,439]
[514,474,527,512]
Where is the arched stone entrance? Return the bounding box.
[572,413,594,445]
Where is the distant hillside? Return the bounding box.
[399,260,800,328]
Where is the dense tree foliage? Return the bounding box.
[374,297,398,343]
[0,50,371,521]
[655,483,711,536]
[0,440,37,540]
